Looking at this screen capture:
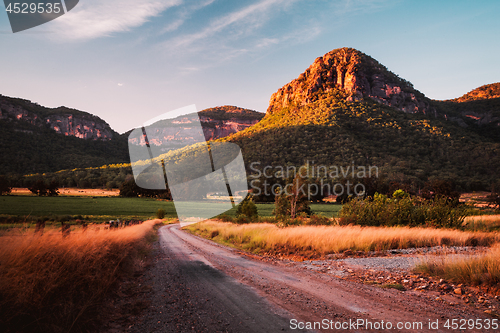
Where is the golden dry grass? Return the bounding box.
[464,214,500,231]
[0,219,161,333]
[416,243,500,287]
[186,221,500,258]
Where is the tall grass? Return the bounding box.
[463,214,500,231]
[415,243,500,287]
[186,221,500,258]
[0,220,160,333]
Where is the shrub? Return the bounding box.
[216,214,234,222]
[156,208,165,219]
[236,197,258,220]
[276,217,303,228]
[235,215,250,224]
[307,214,332,226]
[339,191,469,228]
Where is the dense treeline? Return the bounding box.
[3,164,131,190]
[0,118,129,175]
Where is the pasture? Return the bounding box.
[0,195,342,222]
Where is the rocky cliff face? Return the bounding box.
[128,106,263,148]
[267,47,436,116]
[0,95,115,140]
[200,116,262,141]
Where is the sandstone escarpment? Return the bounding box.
[0,95,115,140]
[267,47,436,115]
[127,106,263,148]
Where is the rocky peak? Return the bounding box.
[267,47,435,115]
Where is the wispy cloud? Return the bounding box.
[51,0,181,40]
[334,0,399,15]
[158,0,216,34]
[166,0,300,50]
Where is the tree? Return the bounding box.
[119,175,141,197]
[273,173,312,219]
[28,179,48,196]
[0,176,11,195]
[28,179,59,196]
[47,181,59,196]
[119,175,172,199]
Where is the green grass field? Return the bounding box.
[0,196,342,221]
[0,196,175,221]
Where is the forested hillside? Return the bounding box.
[219,48,500,194]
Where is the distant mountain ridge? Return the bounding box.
[0,94,117,140]
[452,83,500,103]
[128,106,263,150]
[0,97,264,175]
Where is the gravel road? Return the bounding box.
[127,224,493,333]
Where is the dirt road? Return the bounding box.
[130,224,494,332]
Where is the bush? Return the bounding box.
[339,191,469,228]
[235,215,250,224]
[236,196,258,221]
[216,214,234,222]
[258,216,276,223]
[156,208,165,219]
[276,217,303,228]
[307,214,332,226]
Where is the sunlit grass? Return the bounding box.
[185,221,500,258]
[0,219,161,333]
[464,214,500,231]
[415,243,500,286]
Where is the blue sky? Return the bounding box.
[0,0,499,133]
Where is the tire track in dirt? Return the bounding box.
[131,224,492,332]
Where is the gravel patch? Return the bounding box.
[299,246,489,273]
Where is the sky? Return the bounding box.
[0,0,499,134]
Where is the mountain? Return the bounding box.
[0,94,117,140]
[127,106,263,152]
[431,84,500,142]
[0,97,264,175]
[451,83,500,103]
[268,47,435,116]
[220,48,500,193]
[0,94,130,175]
